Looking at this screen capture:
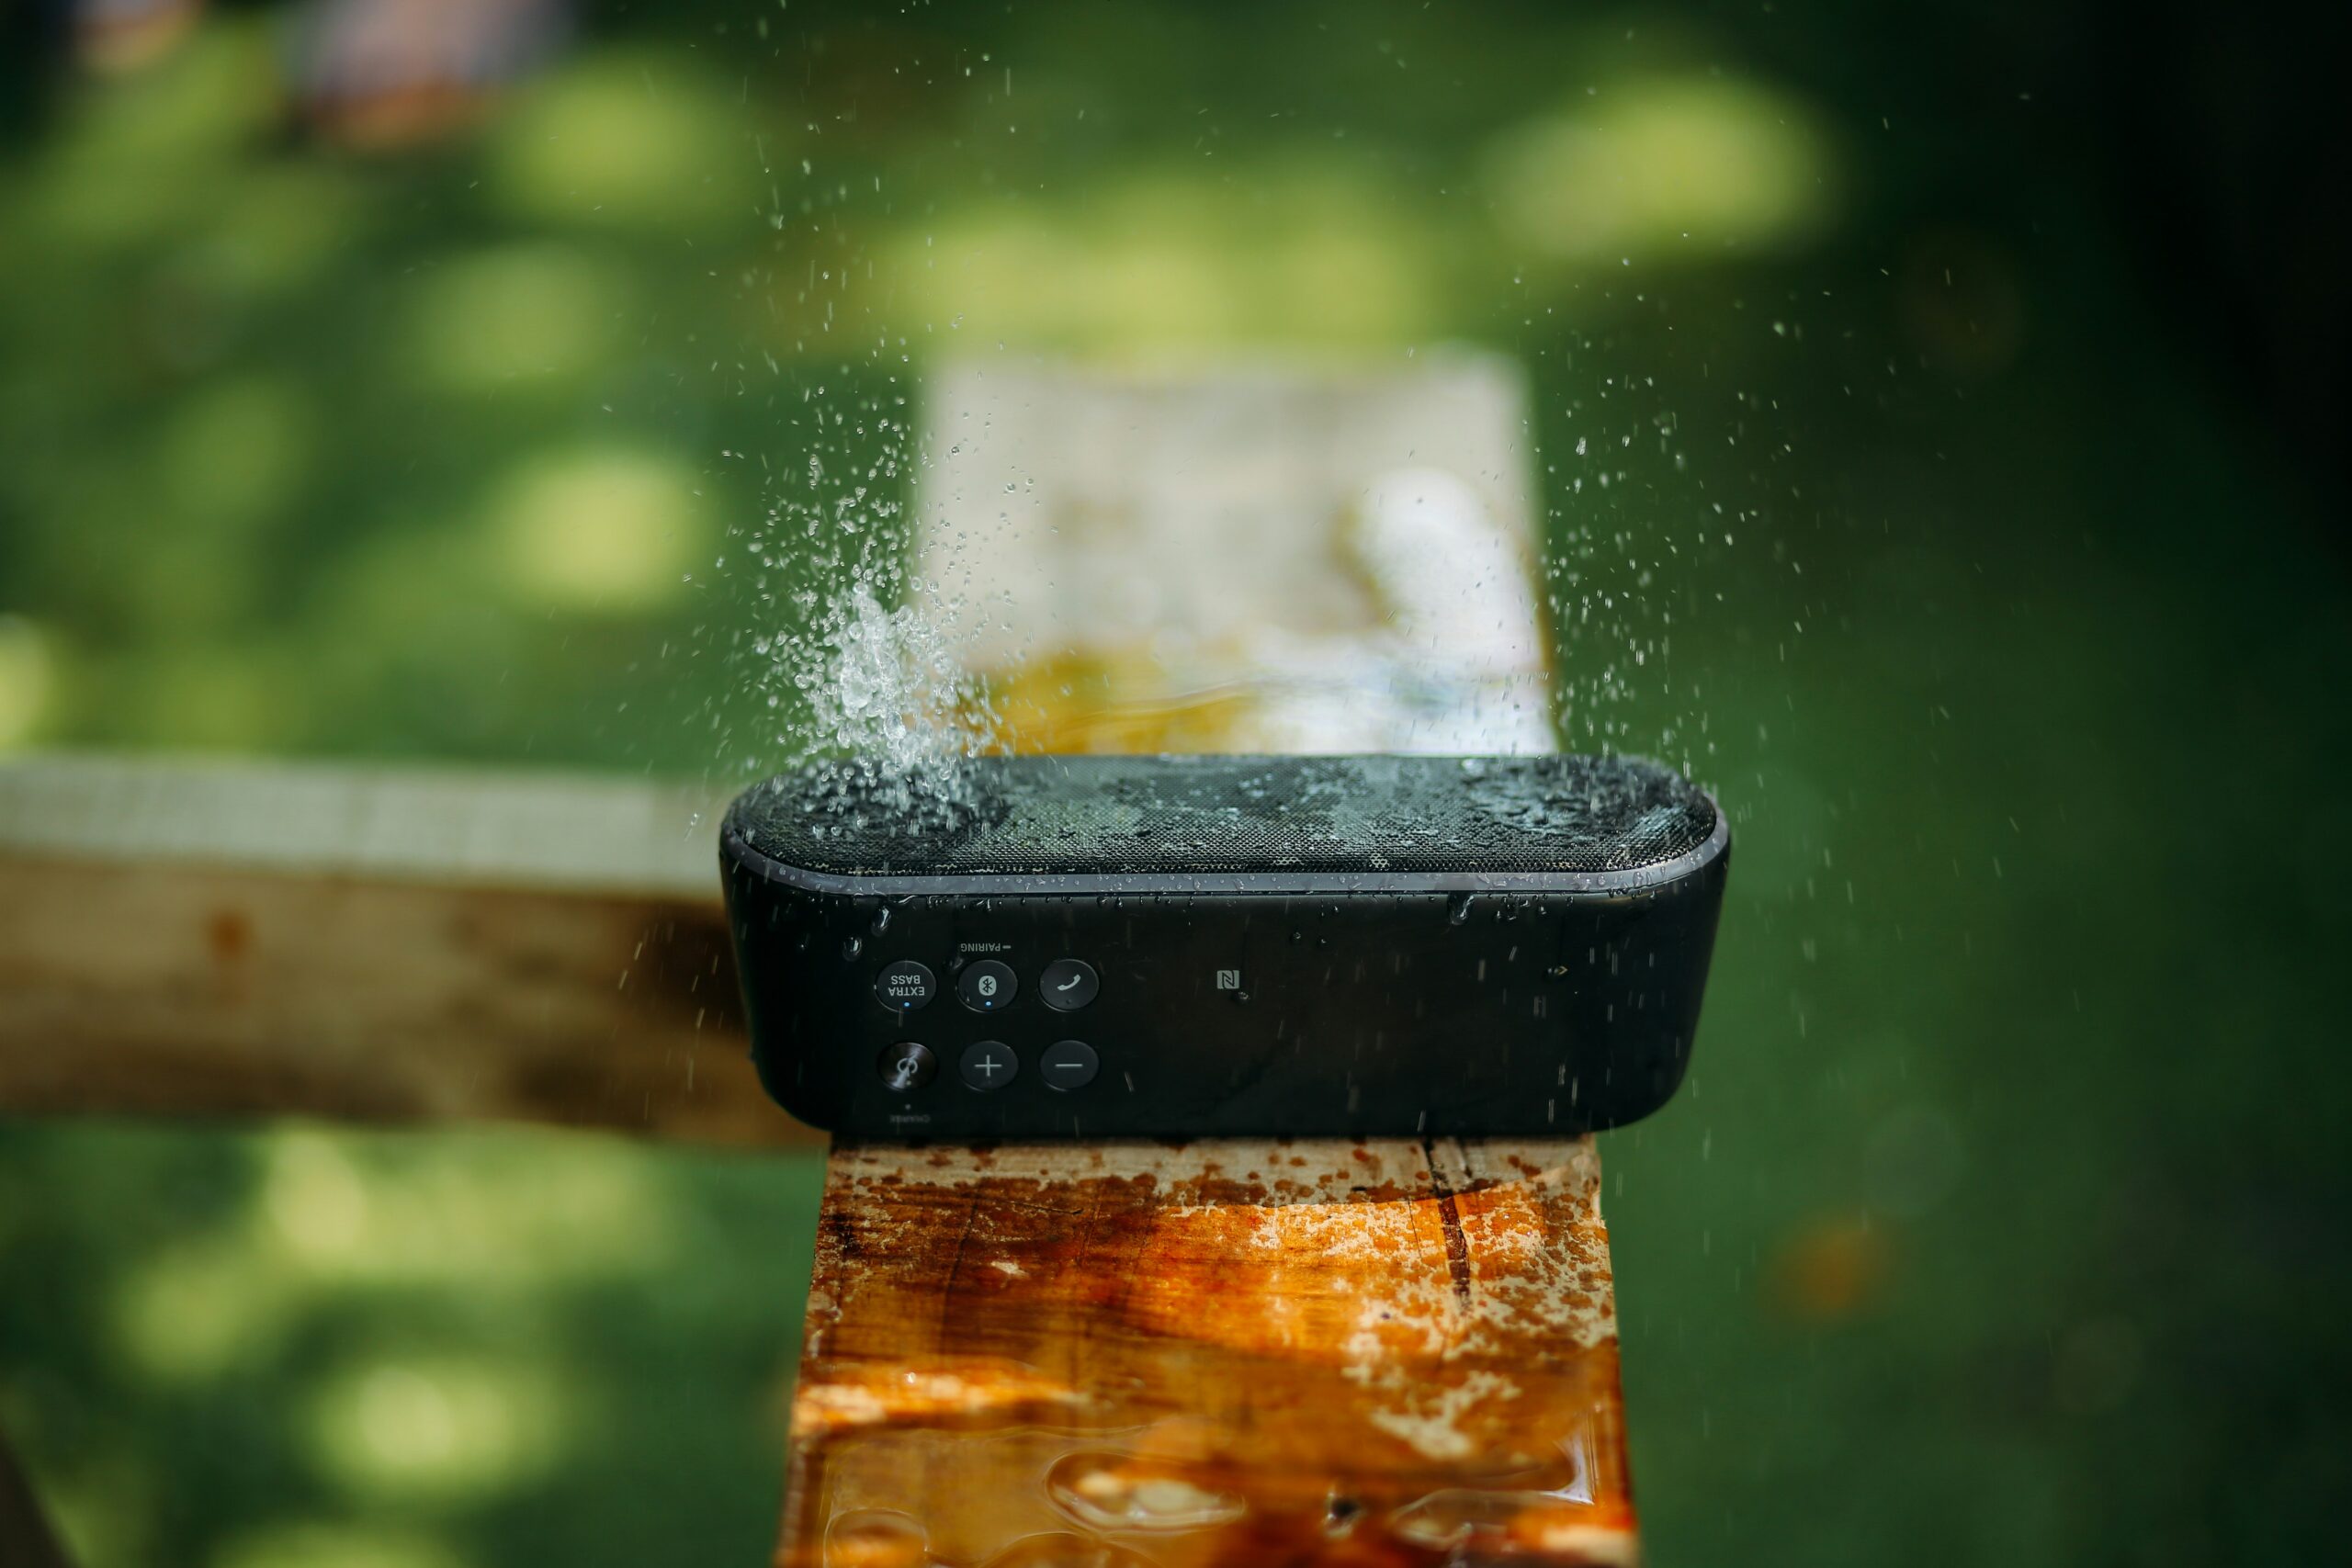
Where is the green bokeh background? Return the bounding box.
[3,3,2347,1565]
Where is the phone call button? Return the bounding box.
[1038,959,1099,1012]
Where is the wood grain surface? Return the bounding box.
[0,756,812,1146]
[781,1139,1636,1567]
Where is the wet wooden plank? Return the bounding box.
[782,1138,1636,1567]
[0,755,812,1146]
[775,360,1633,1564]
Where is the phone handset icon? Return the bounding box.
[1039,959,1098,1012]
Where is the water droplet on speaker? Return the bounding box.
[1448,893,1476,925]
[870,907,892,935]
[841,936,865,961]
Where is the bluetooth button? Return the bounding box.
[1038,958,1099,1012]
[958,1041,1019,1091]
[957,959,1018,1012]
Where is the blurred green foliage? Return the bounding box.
[3,3,2348,1566]
[0,1122,817,1568]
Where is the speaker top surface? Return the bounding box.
[724,752,1719,884]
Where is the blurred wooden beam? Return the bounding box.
[781,1139,1637,1566]
[918,355,1555,756]
[0,755,814,1147]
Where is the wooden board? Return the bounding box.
[775,359,1638,1564]
[0,755,812,1146]
[916,356,1555,757]
[781,1138,1636,1566]
[916,355,1538,670]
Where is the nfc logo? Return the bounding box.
[1215,969,1242,990]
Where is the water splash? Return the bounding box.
[804,580,996,792]
[725,378,1008,827]
[747,572,1008,841]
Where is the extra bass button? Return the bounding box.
[1039,1039,1100,1090]
[875,960,936,1012]
[958,1041,1019,1091]
[1038,958,1099,1012]
[876,1042,936,1092]
[958,958,1018,1012]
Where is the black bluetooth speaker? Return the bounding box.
[719,752,1728,1141]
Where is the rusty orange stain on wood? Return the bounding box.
[779,1138,1638,1566]
[205,907,253,965]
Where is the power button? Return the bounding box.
[876,1042,936,1092]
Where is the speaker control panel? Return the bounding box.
[868,954,1104,1099]
[722,871,1724,1139]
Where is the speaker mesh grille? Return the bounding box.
[729,754,1717,877]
